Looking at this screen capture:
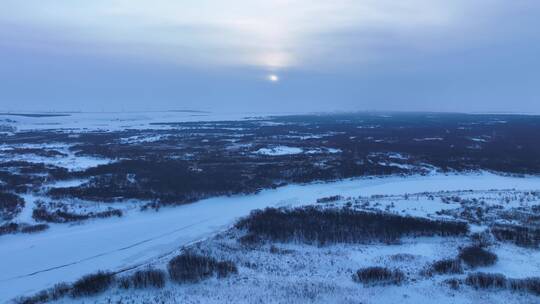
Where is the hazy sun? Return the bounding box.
[268,74,279,82]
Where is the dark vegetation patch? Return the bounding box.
[15,271,114,304]
[20,223,49,233]
[466,272,507,289]
[0,222,49,236]
[444,278,462,290]
[48,160,271,204]
[0,222,19,235]
[118,269,166,289]
[15,291,49,304]
[0,192,25,220]
[316,195,342,204]
[269,245,294,255]
[4,113,540,205]
[470,230,495,248]
[71,271,115,297]
[459,246,498,268]
[1,148,67,158]
[430,259,463,275]
[167,253,238,283]
[509,278,540,296]
[465,273,540,296]
[491,224,540,248]
[47,283,71,301]
[32,203,122,223]
[236,207,468,245]
[388,253,416,262]
[352,267,405,286]
[14,283,71,304]
[0,162,69,192]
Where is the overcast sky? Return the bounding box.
[1,1,539,113]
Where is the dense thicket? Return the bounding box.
[20,224,49,233]
[48,160,268,204]
[167,253,237,283]
[466,272,507,289]
[353,267,405,285]
[32,207,122,223]
[0,162,68,193]
[71,271,115,297]
[0,192,24,220]
[236,207,468,245]
[17,283,71,304]
[430,259,463,275]
[459,246,498,268]
[465,273,540,295]
[491,225,540,248]
[118,269,166,289]
[15,271,115,304]
[0,222,49,236]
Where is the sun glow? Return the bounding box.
[268,74,279,82]
[2,0,478,71]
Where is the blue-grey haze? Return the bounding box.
[1,1,539,113]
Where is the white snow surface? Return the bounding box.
[1,172,540,302]
[0,143,111,171]
[254,146,342,156]
[254,146,303,155]
[0,111,294,132]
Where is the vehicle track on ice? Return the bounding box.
[1,217,218,282]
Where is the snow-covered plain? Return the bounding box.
[2,172,540,302]
[0,143,111,171]
[0,111,289,132]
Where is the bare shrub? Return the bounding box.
[32,208,89,223]
[14,291,49,304]
[71,271,114,297]
[0,222,49,236]
[130,269,166,289]
[168,254,215,283]
[353,267,405,286]
[444,278,461,290]
[49,282,71,300]
[508,277,540,296]
[459,246,497,268]
[465,272,507,289]
[491,225,540,248]
[238,233,262,245]
[216,261,238,278]
[431,259,463,274]
[0,192,25,220]
[389,253,415,262]
[470,230,495,248]
[20,224,49,234]
[118,277,131,289]
[465,273,540,296]
[269,245,294,255]
[32,207,122,223]
[167,253,237,283]
[0,222,19,236]
[316,195,342,204]
[14,282,71,304]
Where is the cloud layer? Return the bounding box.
[1,1,539,112]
